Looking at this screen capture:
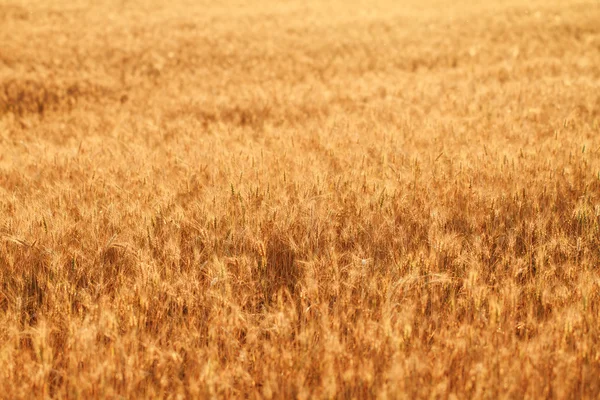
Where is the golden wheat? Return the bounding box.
[1,0,600,398]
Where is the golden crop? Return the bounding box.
[1,0,600,398]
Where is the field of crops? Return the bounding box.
[1,0,600,398]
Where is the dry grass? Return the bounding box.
[1,0,600,398]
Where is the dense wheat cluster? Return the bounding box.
[1,0,600,398]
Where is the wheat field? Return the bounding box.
[1,0,600,398]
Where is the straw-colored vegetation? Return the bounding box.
[1,0,600,398]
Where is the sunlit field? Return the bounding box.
[1,0,600,398]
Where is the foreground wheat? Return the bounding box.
[1,0,599,398]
